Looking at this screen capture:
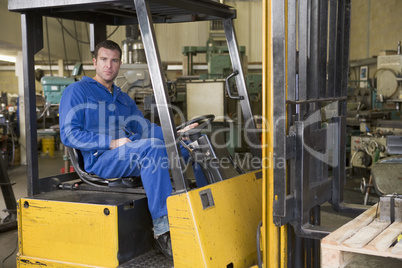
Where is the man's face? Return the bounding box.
[93,47,121,83]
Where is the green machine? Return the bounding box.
[41,76,76,104]
[40,63,82,104]
[182,38,246,80]
[182,39,262,108]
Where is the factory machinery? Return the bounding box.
[348,48,402,169]
[346,44,402,203]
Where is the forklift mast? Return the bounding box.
[262,1,365,267]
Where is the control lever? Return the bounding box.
[225,70,244,100]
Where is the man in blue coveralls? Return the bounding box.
[59,40,206,260]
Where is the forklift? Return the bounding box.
[9,0,365,267]
[9,0,262,267]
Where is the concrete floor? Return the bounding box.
[0,150,402,267]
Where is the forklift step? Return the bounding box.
[119,250,173,268]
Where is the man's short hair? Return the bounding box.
[93,40,122,60]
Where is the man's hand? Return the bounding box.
[178,122,198,140]
[110,137,131,150]
[177,122,199,133]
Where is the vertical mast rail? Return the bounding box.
[134,0,188,192]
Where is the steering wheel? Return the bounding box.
[176,114,215,140]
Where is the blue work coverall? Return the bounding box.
[59,76,206,225]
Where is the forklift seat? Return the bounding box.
[67,146,142,188]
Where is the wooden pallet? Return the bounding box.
[321,204,402,268]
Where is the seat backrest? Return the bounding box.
[66,146,108,186]
[67,147,88,176]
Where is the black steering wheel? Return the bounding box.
[176,114,215,140]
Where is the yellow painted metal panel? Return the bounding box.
[262,0,280,267]
[18,198,119,268]
[166,191,205,267]
[168,171,262,267]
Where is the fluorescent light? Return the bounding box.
[0,55,17,63]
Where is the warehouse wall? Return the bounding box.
[152,0,262,64]
[350,0,402,61]
[0,0,21,52]
[0,71,18,95]
[349,0,402,87]
[0,0,20,95]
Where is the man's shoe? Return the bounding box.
[154,231,173,260]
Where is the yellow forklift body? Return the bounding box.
[16,191,153,268]
[17,198,119,267]
[167,170,262,267]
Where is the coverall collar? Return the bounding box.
[83,76,121,101]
